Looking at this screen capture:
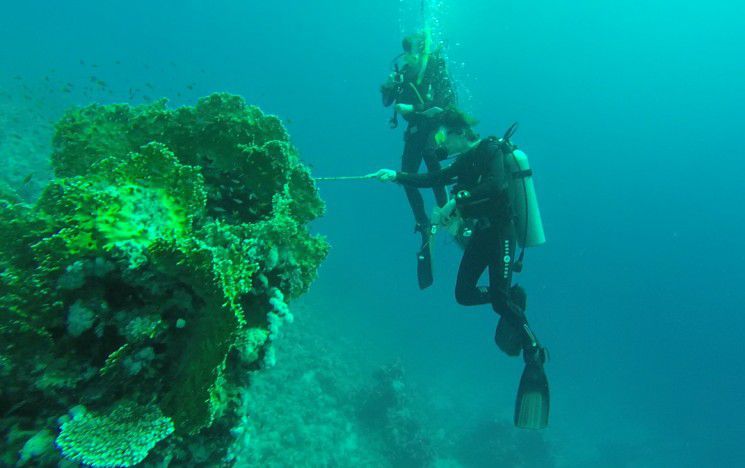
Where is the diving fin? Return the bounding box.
[514,345,549,429]
[417,243,433,289]
[416,224,434,290]
[494,285,527,356]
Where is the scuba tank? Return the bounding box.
[506,148,546,248]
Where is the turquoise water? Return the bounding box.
[2,1,744,466]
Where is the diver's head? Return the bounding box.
[434,109,479,157]
[402,33,426,54]
[402,33,426,66]
[435,127,477,156]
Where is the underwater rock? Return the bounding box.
[0,93,328,466]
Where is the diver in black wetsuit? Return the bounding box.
[369,110,550,429]
[380,30,457,272]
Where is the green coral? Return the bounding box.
[52,103,140,178]
[0,180,20,203]
[56,402,175,467]
[149,239,246,434]
[35,141,205,268]
[0,93,329,466]
[50,92,323,225]
[234,328,270,365]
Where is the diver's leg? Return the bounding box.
[487,223,533,355]
[422,130,448,207]
[487,224,518,318]
[487,224,547,357]
[401,132,429,230]
[454,225,496,306]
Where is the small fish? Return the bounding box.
[79,59,85,65]
[145,82,154,90]
[186,83,195,90]
[22,173,33,184]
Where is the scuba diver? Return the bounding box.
[368,110,550,429]
[380,29,458,289]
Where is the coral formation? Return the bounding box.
[56,402,174,467]
[232,313,556,467]
[0,93,328,466]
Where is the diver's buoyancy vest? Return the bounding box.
[432,140,545,252]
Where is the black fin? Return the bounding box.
[417,244,433,289]
[514,349,550,429]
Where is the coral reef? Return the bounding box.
[233,315,389,467]
[0,93,328,467]
[357,362,437,467]
[231,311,556,468]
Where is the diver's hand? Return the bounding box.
[395,103,414,115]
[419,106,443,119]
[367,169,397,182]
[431,199,456,226]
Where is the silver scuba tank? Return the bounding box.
[505,148,546,248]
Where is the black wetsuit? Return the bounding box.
[395,137,522,320]
[381,52,457,231]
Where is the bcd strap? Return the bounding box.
[512,169,533,179]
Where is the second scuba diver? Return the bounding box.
[380,29,458,289]
[368,109,550,429]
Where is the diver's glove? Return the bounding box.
[395,103,415,116]
[368,169,397,182]
[431,199,457,227]
[380,72,404,107]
